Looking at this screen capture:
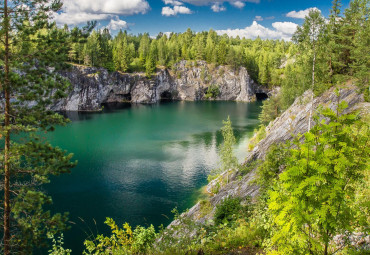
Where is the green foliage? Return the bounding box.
[255,144,290,191]
[209,117,238,186]
[145,52,156,78]
[266,101,370,255]
[205,84,220,99]
[220,117,238,173]
[239,159,259,176]
[84,218,133,254]
[257,1,369,125]
[154,199,261,255]
[208,116,239,187]
[259,95,282,125]
[48,234,72,255]
[247,124,266,151]
[199,200,213,218]
[214,197,243,225]
[83,218,157,255]
[0,0,77,253]
[132,225,157,254]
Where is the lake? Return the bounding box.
[43,100,262,254]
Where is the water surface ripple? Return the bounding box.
[44,101,262,254]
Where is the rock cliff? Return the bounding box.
[52,60,266,111]
[167,84,368,228]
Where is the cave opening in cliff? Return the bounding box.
[122,93,132,102]
[160,91,173,102]
[256,93,268,101]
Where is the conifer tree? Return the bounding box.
[0,0,76,253]
[219,117,238,184]
[138,33,150,66]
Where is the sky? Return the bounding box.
[54,0,352,40]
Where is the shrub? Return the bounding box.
[206,85,220,99]
[198,200,213,218]
[132,225,157,254]
[218,68,225,77]
[83,218,157,255]
[247,124,266,151]
[48,234,71,255]
[214,197,242,225]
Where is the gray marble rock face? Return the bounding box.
[52,60,266,111]
[164,84,366,233]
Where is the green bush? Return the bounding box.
[214,197,242,225]
[198,200,213,218]
[205,84,220,99]
[48,234,71,255]
[247,124,266,151]
[83,218,157,255]
[132,225,157,254]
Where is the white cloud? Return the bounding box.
[162,5,193,16]
[106,18,129,30]
[254,15,263,21]
[286,7,321,19]
[211,3,226,12]
[163,0,183,6]
[62,0,150,15]
[55,0,150,25]
[272,22,298,35]
[180,0,260,6]
[54,12,113,25]
[216,21,298,41]
[163,32,173,37]
[230,1,245,8]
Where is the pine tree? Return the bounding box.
[219,117,238,183]
[145,53,156,78]
[0,0,76,253]
[344,0,370,83]
[138,33,150,67]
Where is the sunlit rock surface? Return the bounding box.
[52,60,266,111]
[166,84,366,229]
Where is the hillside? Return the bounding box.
[169,84,367,225]
[155,83,370,254]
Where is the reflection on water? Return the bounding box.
[44,101,261,254]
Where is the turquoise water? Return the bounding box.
[44,101,262,254]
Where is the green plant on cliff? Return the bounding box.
[266,101,370,255]
[205,84,220,99]
[209,117,239,185]
[214,197,244,225]
[248,124,267,152]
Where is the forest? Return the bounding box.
[0,0,369,254]
[64,0,368,121]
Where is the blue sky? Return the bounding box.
[55,0,351,40]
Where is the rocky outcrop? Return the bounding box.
[52,60,264,111]
[167,84,367,227]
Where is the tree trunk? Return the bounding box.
[3,0,11,254]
